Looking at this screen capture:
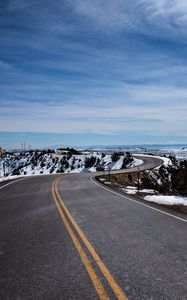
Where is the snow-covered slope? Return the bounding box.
[144,195,187,206]
[0,151,142,182]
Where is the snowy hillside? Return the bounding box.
[0,150,142,182]
[99,153,187,210]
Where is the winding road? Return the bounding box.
[0,156,187,300]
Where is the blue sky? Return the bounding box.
[0,0,187,148]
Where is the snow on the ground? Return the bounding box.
[2,152,186,207]
[0,171,54,183]
[139,189,156,194]
[88,166,97,172]
[127,158,143,168]
[122,186,137,194]
[154,156,172,168]
[144,195,187,206]
[0,174,23,182]
[122,187,187,206]
[0,151,144,182]
[122,189,136,195]
[122,186,157,195]
[103,155,112,170]
[103,156,142,171]
[134,153,172,167]
[111,156,124,170]
[126,186,137,190]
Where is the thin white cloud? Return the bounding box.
[0,60,15,72]
[69,0,187,38]
[1,0,187,143]
[1,83,187,136]
[3,0,187,38]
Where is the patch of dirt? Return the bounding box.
[98,173,139,188]
[96,173,187,214]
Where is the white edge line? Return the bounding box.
[90,176,187,224]
[0,177,27,190]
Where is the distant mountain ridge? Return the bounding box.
[47,144,187,153]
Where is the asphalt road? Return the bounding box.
[0,156,187,300]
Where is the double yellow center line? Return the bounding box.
[52,177,128,300]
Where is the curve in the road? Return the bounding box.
[1,155,186,299]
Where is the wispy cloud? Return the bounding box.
[69,0,187,38]
[2,0,187,38]
[0,60,15,72]
[0,0,187,146]
[1,82,187,136]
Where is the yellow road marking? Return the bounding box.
[52,180,109,300]
[54,178,128,300]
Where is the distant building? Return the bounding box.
[55,149,69,155]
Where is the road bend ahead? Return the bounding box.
[0,156,187,300]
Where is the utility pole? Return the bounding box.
[3,160,6,177]
[108,164,111,181]
[137,166,140,194]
